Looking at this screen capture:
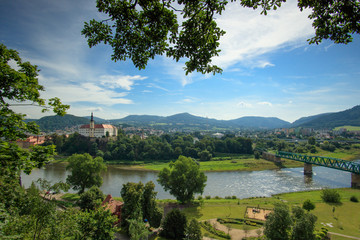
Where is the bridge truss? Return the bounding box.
[276,151,360,175]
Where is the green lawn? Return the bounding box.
[177,189,360,238]
[334,126,360,131]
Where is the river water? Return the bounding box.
[21,162,353,199]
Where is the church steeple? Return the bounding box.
[89,112,95,138]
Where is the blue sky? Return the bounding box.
[1,0,359,123]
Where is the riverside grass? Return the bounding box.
[54,146,360,172]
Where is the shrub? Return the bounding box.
[77,186,104,211]
[320,189,341,203]
[302,199,316,211]
[205,195,211,199]
[186,219,202,240]
[350,196,359,202]
[161,209,187,239]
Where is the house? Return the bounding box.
[78,113,118,138]
[16,135,45,148]
[102,194,123,223]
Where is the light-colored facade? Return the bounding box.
[78,113,118,138]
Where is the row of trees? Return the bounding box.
[44,131,253,161]
[255,137,353,154]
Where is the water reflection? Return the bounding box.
[21,163,352,199]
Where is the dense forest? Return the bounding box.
[43,131,253,161]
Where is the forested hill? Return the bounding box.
[110,113,290,130]
[293,105,360,129]
[26,105,360,131]
[26,114,89,132]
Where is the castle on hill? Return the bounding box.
[78,113,117,138]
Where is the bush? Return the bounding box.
[77,186,104,211]
[302,199,316,211]
[350,196,359,202]
[161,209,187,239]
[320,189,341,203]
[205,195,211,199]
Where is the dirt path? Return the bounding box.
[328,232,360,240]
[208,219,263,240]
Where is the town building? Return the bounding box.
[102,194,123,223]
[16,135,46,148]
[78,113,118,138]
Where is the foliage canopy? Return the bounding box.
[66,153,107,194]
[158,155,207,203]
[0,44,69,211]
[83,0,360,75]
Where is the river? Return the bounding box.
[21,162,355,199]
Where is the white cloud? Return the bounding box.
[84,107,103,112]
[177,98,197,104]
[257,101,273,107]
[100,75,147,90]
[42,81,133,106]
[237,101,253,108]
[213,1,314,69]
[147,83,170,92]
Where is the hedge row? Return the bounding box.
[217,217,264,226]
[200,221,231,239]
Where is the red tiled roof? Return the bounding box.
[80,124,116,129]
[102,194,123,215]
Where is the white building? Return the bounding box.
[78,113,118,138]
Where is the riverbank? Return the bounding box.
[52,147,360,172]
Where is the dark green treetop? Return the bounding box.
[66,153,107,194]
[158,155,207,203]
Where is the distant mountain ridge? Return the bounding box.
[292,105,360,129]
[109,112,290,129]
[26,105,360,131]
[29,114,89,132]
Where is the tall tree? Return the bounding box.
[264,202,292,240]
[77,186,105,211]
[161,209,187,240]
[121,182,144,231]
[0,43,68,209]
[291,206,317,240]
[76,207,117,240]
[83,0,360,75]
[186,219,203,240]
[158,156,207,203]
[121,181,162,232]
[142,181,162,228]
[66,153,107,194]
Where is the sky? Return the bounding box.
[1,0,360,123]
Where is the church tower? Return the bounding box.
[89,112,95,138]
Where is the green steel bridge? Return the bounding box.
[276,151,360,175]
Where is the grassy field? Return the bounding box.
[176,188,360,238]
[54,146,360,173]
[334,126,360,131]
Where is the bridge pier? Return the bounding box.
[304,163,313,175]
[351,173,360,188]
